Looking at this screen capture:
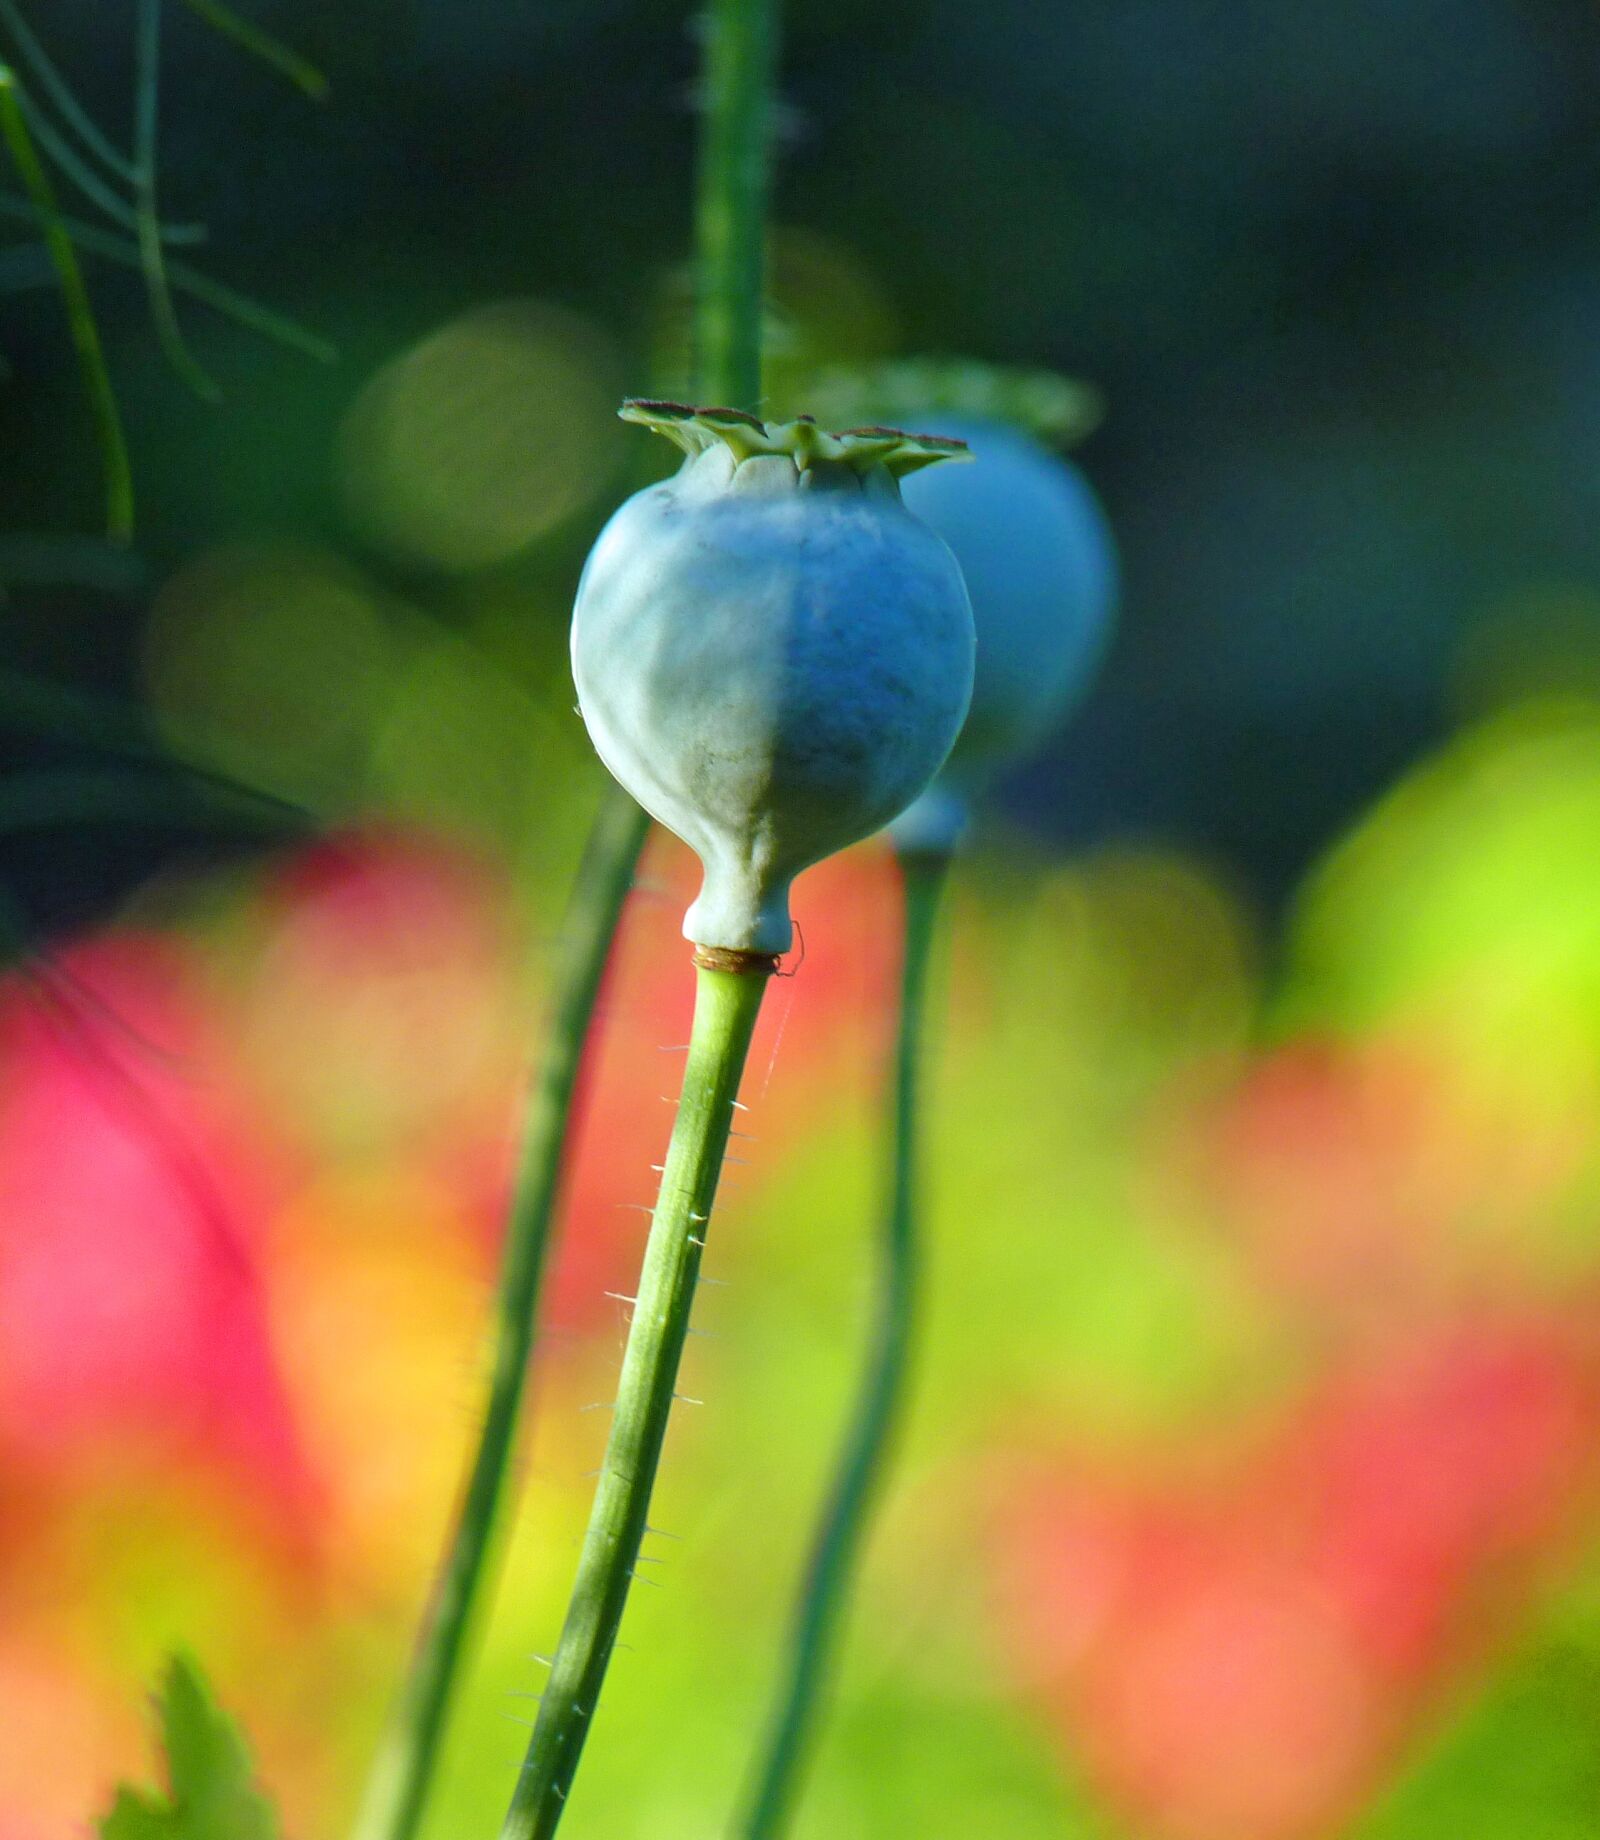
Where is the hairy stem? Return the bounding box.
[348,788,648,1840]
[693,0,779,411]
[501,957,773,1840]
[737,849,951,1839]
[357,1,781,1833]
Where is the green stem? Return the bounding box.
[356,0,780,1831]
[5,76,203,244]
[348,786,648,1840]
[501,956,773,1840]
[0,66,133,540]
[0,0,139,182]
[134,0,222,403]
[178,0,329,101]
[737,849,951,1840]
[693,0,779,410]
[0,195,338,362]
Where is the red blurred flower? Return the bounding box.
[996,1310,1600,1840]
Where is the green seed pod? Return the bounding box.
[572,402,976,954]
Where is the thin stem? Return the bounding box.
[502,956,772,1840]
[9,78,205,244]
[0,0,138,181]
[178,0,329,101]
[347,787,648,1840]
[0,195,338,362]
[736,849,951,1840]
[0,67,133,540]
[134,0,221,402]
[693,0,779,411]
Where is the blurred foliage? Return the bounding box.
[4,5,1600,1840]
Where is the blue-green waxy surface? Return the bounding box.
[572,428,975,953]
[892,415,1118,853]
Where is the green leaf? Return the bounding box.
[99,1655,279,1840]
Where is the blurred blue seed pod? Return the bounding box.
[892,414,1119,854]
[572,403,976,954]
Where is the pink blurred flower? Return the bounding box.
[228,826,523,1164]
[0,930,317,1542]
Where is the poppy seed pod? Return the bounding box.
[572,402,977,955]
[891,414,1118,854]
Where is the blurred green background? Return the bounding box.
[3,4,1600,1838]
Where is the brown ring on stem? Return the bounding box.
[693,944,781,976]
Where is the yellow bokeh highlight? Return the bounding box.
[1290,698,1600,1058]
[143,545,400,808]
[1286,698,1600,1259]
[338,300,624,572]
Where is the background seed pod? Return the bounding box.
[893,415,1118,853]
